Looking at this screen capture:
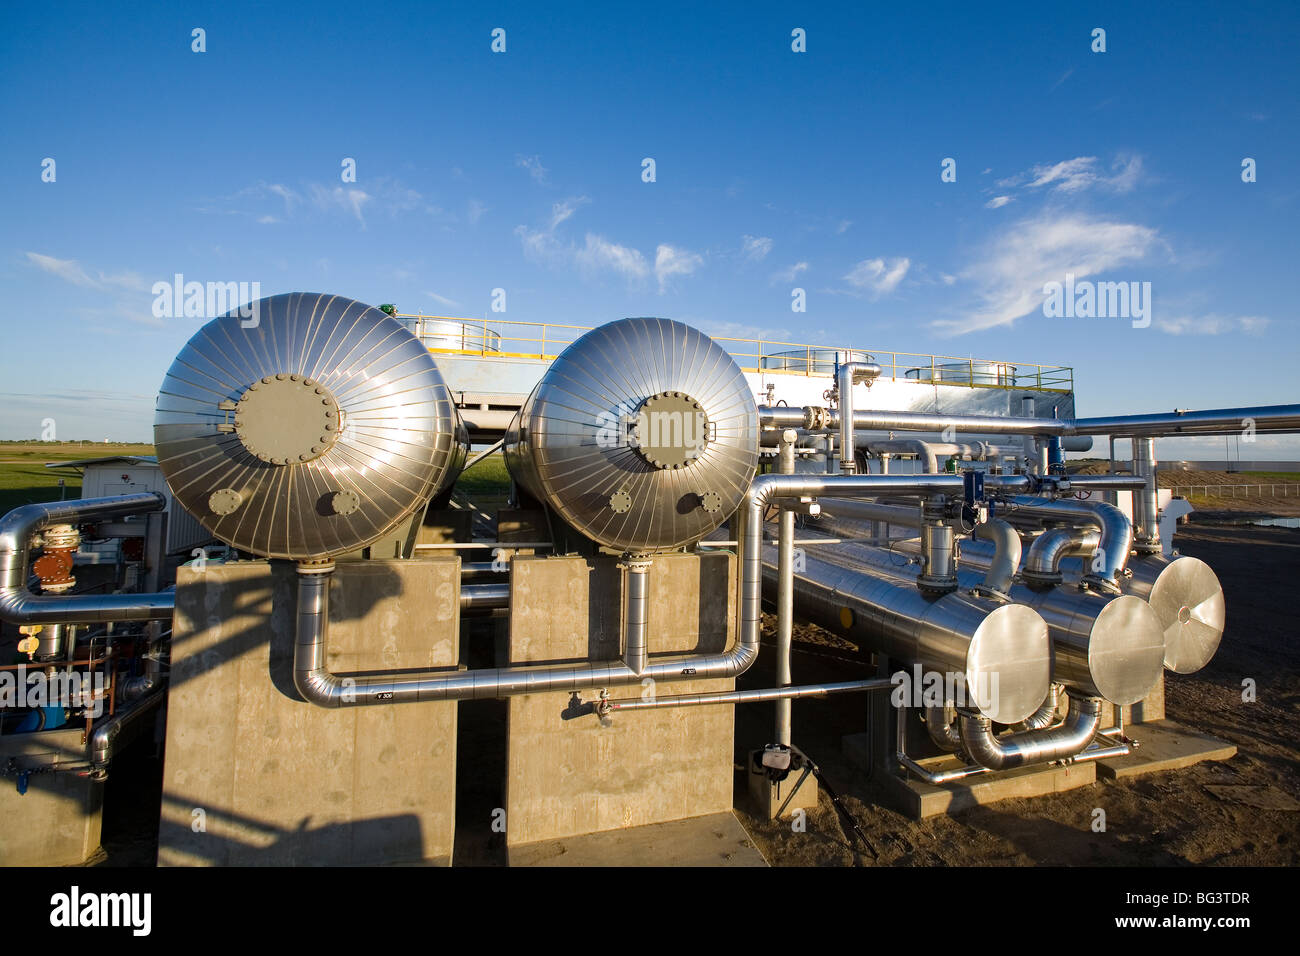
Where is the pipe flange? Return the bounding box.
[697,490,722,513]
[1079,573,1122,595]
[1021,569,1063,589]
[609,490,632,514]
[233,375,342,466]
[916,575,958,597]
[296,558,336,575]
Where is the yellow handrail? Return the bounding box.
[394,313,1074,393]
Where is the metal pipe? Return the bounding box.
[759,544,1052,725]
[0,494,175,625]
[1004,496,1133,587]
[959,691,1103,770]
[865,440,938,474]
[606,677,894,711]
[776,429,797,745]
[1133,437,1161,554]
[294,471,1055,708]
[620,558,651,675]
[460,582,510,611]
[1021,686,1061,730]
[923,704,964,752]
[812,537,1166,706]
[1021,396,1037,474]
[1022,527,1101,587]
[837,362,883,473]
[89,683,166,769]
[972,517,1020,595]
[760,403,1300,438]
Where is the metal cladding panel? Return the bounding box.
[504,317,759,552]
[153,293,467,560]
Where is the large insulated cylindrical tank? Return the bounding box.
[950,537,1226,676]
[154,293,468,559]
[831,535,1167,706]
[504,317,759,553]
[760,545,1052,725]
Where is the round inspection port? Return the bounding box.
[631,391,710,470]
[234,375,341,465]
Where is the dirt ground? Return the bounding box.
[732,523,1300,866]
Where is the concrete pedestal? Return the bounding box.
[504,552,736,846]
[158,558,461,866]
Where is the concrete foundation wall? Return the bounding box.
[0,726,104,866]
[159,558,461,866]
[505,552,736,846]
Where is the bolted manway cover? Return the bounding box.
[154,292,466,559]
[504,317,759,552]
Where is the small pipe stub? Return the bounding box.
[609,489,632,514]
[327,490,361,516]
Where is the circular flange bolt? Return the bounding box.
[208,488,244,516]
[609,490,632,514]
[328,490,361,516]
[632,391,710,470]
[234,375,341,465]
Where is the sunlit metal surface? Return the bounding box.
[155,293,467,560]
[504,317,759,552]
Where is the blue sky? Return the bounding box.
[1,1,1297,459]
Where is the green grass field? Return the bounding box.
[0,442,155,512]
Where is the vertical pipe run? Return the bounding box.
[776,429,797,746]
[1134,437,1160,554]
[620,557,652,675]
[1021,397,1036,474]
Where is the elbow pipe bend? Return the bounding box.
[958,691,1102,771]
[972,518,1021,596]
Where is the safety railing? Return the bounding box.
[1169,484,1300,498]
[394,314,1074,393]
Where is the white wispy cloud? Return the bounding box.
[467,199,487,224]
[1156,313,1270,336]
[550,196,590,230]
[654,244,704,292]
[25,253,150,292]
[576,233,650,281]
[936,213,1160,334]
[836,220,852,234]
[516,154,549,184]
[741,235,773,261]
[770,261,808,284]
[515,201,701,293]
[844,257,911,297]
[425,291,462,308]
[998,154,1143,194]
[985,196,1013,209]
[310,185,371,225]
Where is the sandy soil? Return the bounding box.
[732,523,1300,865]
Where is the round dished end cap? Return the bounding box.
[1087,595,1166,706]
[328,490,361,516]
[966,603,1052,725]
[609,490,633,514]
[1149,556,1225,674]
[208,488,244,516]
